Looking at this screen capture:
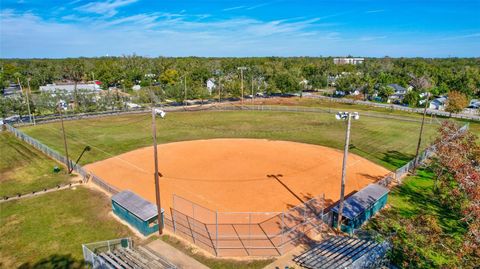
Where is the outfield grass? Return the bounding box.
[21,110,440,170]
[0,187,134,268]
[365,169,477,268]
[0,132,72,197]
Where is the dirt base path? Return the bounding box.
[85,139,389,214]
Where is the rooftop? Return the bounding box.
[332,184,389,220]
[112,190,161,222]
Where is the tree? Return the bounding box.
[361,74,376,101]
[433,121,480,257]
[403,91,419,107]
[410,74,432,92]
[445,91,468,114]
[377,84,394,101]
[273,72,300,93]
[309,74,328,89]
[159,69,179,86]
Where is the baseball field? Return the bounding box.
[19,109,440,214]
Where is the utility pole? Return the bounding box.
[218,78,222,103]
[26,78,36,125]
[151,106,163,235]
[17,77,33,125]
[335,112,359,231]
[251,77,254,103]
[413,93,431,173]
[238,67,247,105]
[58,104,71,173]
[184,76,187,107]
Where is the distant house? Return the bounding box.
[328,75,339,86]
[299,79,312,90]
[206,78,216,94]
[386,84,410,103]
[468,99,480,109]
[333,57,365,65]
[40,81,102,94]
[2,83,22,98]
[429,97,448,110]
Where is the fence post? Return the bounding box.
[281,211,285,253]
[192,202,196,244]
[248,213,252,249]
[215,210,219,257]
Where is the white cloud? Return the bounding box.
[1,9,478,58]
[76,0,139,17]
[222,6,245,11]
[359,35,387,41]
[365,9,385,14]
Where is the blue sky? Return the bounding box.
[1,0,479,58]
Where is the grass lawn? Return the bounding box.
[0,186,134,268]
[365,169,477,268]
[0,132,72,197]
[21,110,441,170]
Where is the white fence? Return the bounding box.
[305,95,480,121]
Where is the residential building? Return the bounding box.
[2,83,22,98]
[333,57,365,65]
[429,97,448,110]
[386,84,410,103]
[206,78,216,94]
[40,81,102,94]
[468,99,480,109]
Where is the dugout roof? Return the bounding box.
[112,190,159,222]
[332,184,389,220]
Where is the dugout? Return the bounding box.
[332,184,389,234]
[111,190,164,236]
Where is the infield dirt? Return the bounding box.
[85,139,390,214]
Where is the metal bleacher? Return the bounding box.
[293,236,386,269]
[97,246,176,269]
[83,237,177,269]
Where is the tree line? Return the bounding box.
[1,56,479,117]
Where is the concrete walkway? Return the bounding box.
[146,240,209,269]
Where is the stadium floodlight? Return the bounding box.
[154,108,166,118]
[335,111,359,232]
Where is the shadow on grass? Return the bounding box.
[381,150,414,168]
[17,254,85,269]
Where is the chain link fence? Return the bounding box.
[169,193,328,257]
[4,124,119,194]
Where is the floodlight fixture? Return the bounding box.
[155,108,166,118]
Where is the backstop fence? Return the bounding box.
[167,193,330,257]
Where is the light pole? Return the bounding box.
[335,111,359,231]
[238,67,247,105]
[151,106,166,235]
[58,103,71,173]
[413,93,431,173]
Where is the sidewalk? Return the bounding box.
[146,240,209,269]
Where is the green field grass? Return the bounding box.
[0,187,134,268]
[0,132,72,197]
[21,110,441,170]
